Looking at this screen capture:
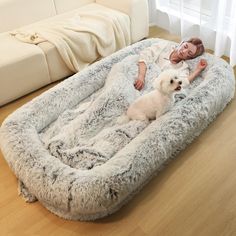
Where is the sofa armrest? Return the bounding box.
[96,0,149,43]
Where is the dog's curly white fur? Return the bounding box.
[126,69,183,121]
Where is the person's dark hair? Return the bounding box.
[181,37,205,59]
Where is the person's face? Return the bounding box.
[177,42,197,60]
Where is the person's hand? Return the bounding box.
[134,78,145,90]
[197,59,208,71]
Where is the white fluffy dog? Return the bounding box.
[126,69,183,121]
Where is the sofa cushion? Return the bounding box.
[97,0,149,43]
[0,0,56,33]
[38,42,73,82]
[0,33,51,106]
[37,3,131,81]
[54,0,95,14]
[0,1,147,106]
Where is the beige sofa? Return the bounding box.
[0,0,149,106]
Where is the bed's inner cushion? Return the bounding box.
[39,52,207,170]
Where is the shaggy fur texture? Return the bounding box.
[0,38,235,221]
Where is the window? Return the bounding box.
[156,0,235,30]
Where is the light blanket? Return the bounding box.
[11,10,131,72]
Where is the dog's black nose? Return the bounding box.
[178,81,182,85]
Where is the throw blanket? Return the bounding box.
[11,10,131,72]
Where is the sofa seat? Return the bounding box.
[0,33,51,106]
[0,0,149,106]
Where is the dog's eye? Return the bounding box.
[170,79,174,84]
[178,81,182,85]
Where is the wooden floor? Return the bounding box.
[1,26,236,236]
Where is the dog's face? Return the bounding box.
[153,70,182,94]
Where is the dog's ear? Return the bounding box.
[153,77,162,90]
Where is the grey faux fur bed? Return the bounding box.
[0,38,235,221]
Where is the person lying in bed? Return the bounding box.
[134,37,208,90]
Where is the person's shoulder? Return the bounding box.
[173,60,189,69]
[181,60,189,68]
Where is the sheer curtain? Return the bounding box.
[156,0,236,66]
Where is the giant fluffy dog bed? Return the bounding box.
[0,38,235,221]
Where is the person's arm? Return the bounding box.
[134,61,147,90]
[134,44,163,90]
[188,59,208,83]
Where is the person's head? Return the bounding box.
[176,37,205,60]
